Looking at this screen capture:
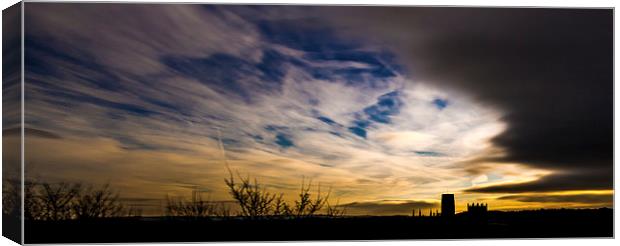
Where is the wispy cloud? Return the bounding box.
[342,200,438,216]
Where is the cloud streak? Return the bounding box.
[342,200,438,216]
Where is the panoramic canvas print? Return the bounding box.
[2,2,613,243]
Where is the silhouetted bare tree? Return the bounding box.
[165,189,217,218]
[225,171,276,218]
[325,199,347,218]
[292,179,329,218]
[165,188,233,218]
[24,180,41,220]
[19,180,135,220]
[272,194,291,216]
[224,169,342,218]
[72,184,124,220]
[214,202,232,217]
[2,179,20,216]
[38,182,81,221]
[125,205,143,218]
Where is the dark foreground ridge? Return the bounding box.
[23,208,612,243]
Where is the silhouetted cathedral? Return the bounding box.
[411,194,490,220]
[467,202,488,223]
[467,203,488,215]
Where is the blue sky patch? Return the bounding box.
[26,36,123,92]
[363,91,403,124]
[256,49,288,83]
[256,19,398,89]
[348,126,367,139]
[250,134,264,141]
[162,50,289,102]
[45,90,156,117]
[317,116,340,126]
[432,98,448,109]
[300,55,396,88]
[352,118,371,129]
[414,151,444,157]
[304,50,397,86]
[275,133,294,148]
[162,53,254,101]
[256,19,356,52]
[265,125,289,132]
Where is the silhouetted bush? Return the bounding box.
[24,180,41,220]
[225,171,276,218]
[164,188,232,218]
[291,179,329,217]
[37,182,81,221]
[72,184,125,220]
[325,199,347,218]
[19,181,136,220]
[2,179,20,217]
[11,174,343,221]
[272,194,291,216]
[224,169,344,218]
[165,189,221,218]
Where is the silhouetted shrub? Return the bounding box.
[20,181,135,220]
[325,199,347,218]
[38,182,81,221]
[72,184,124,220]
[272,194,291,216]
[24,180,41,220]
[165,187,233,218]
[125,205,143,218]
[291,179,329,218]
[224,169,343,218]
[2,179,20,216]
[225,171,276,218]
[165,189,217,218]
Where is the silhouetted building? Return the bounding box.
[467,203,488,223]
[467,203,488,215]
[441,194,455,217]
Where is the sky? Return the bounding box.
[8,4,612,215]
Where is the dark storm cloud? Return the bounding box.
[466,168,612,193]
[498,193,612,205]
[323,7,613,193]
